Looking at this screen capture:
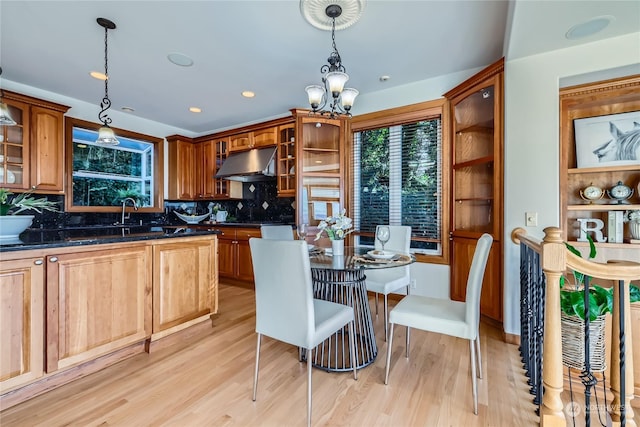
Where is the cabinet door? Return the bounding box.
[30,106,65,192]
[235,227,260,282]
[200,140,216,198]
[252,127,277,148]
[450,237,502,321]
[46,246,152,372]
[0,257,44,393]
[216,232,236,279]
[0,99,30,190]
[152,239,215,332]
[168,138,195,200]
[277,124,296,197]
[229,132,252,152]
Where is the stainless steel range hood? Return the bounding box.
[215,147,277,182]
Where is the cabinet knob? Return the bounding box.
[34,259,43,265]
[49,256,58,263]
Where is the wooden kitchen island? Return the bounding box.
[0,229,218,410]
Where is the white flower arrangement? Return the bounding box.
[314,209,354,241]
[624,210,640,223]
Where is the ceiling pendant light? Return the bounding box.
[95,17,119,145]
[304,4,359,118]
[0,67,17,126]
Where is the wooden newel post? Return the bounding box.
[540,227,567,426]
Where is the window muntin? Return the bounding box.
[352,112,443,257]
[65,118,163,212]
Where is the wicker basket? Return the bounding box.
[560,312,607,372]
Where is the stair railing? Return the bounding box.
[512,226,639,427]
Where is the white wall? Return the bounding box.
[503,33,640,335]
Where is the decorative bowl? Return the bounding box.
[173,211,209,224]
[0,215,34,241]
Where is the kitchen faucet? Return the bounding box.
[121,197,139,225]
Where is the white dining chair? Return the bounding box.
[384,233,493,415]
[259,224,294,240]
[249,238,357,427]
[365,225,411,341]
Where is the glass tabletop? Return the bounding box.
[308,245,415,271]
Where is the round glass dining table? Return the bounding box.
[305,246,415,372]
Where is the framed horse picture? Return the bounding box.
[574,110,640,168]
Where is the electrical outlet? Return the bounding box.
[525,212,538,227]
[410,279,417,289]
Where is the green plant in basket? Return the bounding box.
[560,234,640,321]
[0,187,59,216]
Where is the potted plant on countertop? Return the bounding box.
[0,187,59,241]
[560,235,640,372]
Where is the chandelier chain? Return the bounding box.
[98,23,113,127]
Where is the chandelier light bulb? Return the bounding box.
[340,88,359,110]
[305,85,325,109]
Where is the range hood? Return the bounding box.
[215,147,277,182]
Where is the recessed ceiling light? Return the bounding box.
[167,53,194,67]
[90,71,107,80]
[242,91,255,98]
[121,106,135,113]
[379,75,390,82]
[566,15,614,40]
[189,107,202,113]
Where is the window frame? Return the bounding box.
[350,99,450,265]
[64,117,165,213]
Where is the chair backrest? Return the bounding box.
[374,225,411,253]
[260,225,294,240]
[465,233,493,331]
[249,238,314,348]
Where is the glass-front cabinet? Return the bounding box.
[444,58,504,322]
[0,100,28,189]
[292,110,348,242]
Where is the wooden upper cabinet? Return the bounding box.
[1,91,69,193]
[167,136,196,200]
[195,140,216,199]
[277,123,296,197]
[228,126,278,153]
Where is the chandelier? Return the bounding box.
[95,18,119,145]
[0,67,17,126]
[305,4,359,118]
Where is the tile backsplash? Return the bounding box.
[26,181,295,228]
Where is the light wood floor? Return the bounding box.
[2,284,622,426]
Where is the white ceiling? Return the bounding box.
[1,1,638,135]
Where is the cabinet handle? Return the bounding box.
[49,256,58,263]
[34,259,44,265]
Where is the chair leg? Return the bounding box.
[383,294,389,342]
[475,335,482,379]
[469,339,478,415]
[307,353,312,427]
[252,333,262,401]
[374,292,379,315]
[349,320,357,380]
[384,322,395,385]
[405,326,411,358]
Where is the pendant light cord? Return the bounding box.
[98,24,113,127]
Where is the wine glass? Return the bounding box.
[297,223,308,241]
[376,226,390,253]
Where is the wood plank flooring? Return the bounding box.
[2,284,631,426]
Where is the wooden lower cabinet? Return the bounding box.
[152,238,217,333]
[451,237,502,322]
[45,245,152,372]
[213,227,260,282]
[0,257,45,393]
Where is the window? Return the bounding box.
[65,118,164,212]
[350,100,448,263]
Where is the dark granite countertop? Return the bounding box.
[0,225,220,253]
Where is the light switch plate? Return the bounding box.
[525,212,538,227]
